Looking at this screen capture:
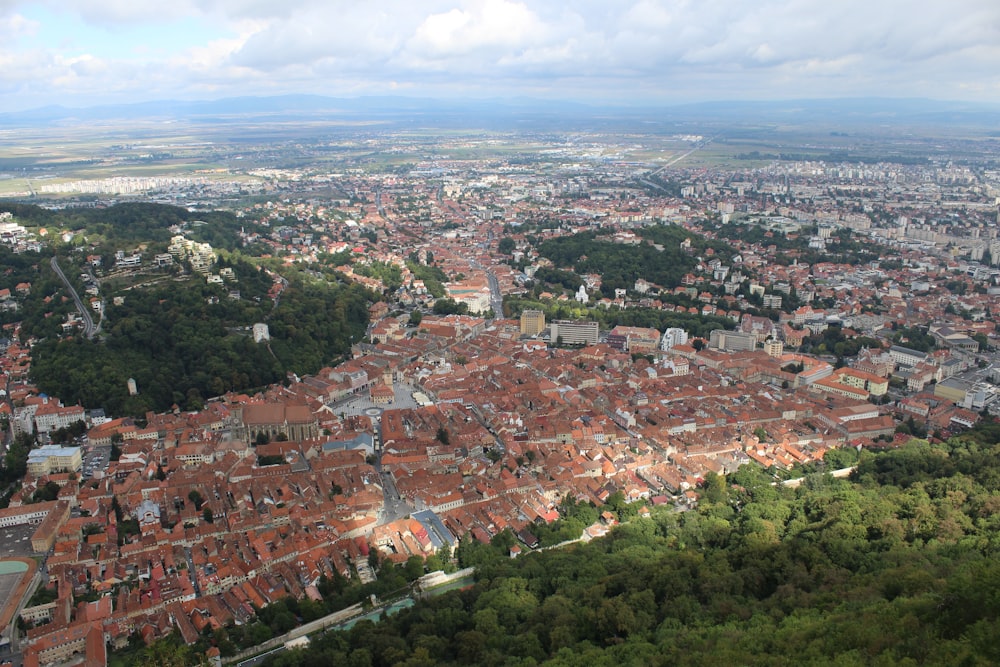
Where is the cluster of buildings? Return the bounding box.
[38,177,208,196]
[0,213,42,254]
[1,131,1000,665]
[167,235,216,274]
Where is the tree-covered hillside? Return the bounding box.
[263,422,1000,666]
[0,247,67,336]
[30,269,370,416]
[0,203,376,416]
[0,202,256,249]
[536,225,733,298]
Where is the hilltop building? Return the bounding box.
[168,235,216,274]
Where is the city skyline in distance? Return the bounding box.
[2,0,1000,113]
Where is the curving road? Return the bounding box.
[50,256,97,338]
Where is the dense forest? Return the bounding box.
[535,225,734,298]
[246,422,1000,666]
[267,278,373,376]
[0,202,258,250]
[29,269,370,415]
[0,203,374,415]
[0,247,74,338]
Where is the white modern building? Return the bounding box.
[660,327,689,351]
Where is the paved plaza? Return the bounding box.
[332,382,424,418]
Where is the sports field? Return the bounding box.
[0,558,36,638]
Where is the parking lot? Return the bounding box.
[81,446,111,478]
[0,525,37,560]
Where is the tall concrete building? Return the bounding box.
[709,329,756,352]
[661,327,689,351]
[520,309,546,336]
[550,320,599,346]
[763,339,784,357]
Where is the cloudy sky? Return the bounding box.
[2,0,999,111]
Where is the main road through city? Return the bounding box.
[469,257,503,319]
[486,270,503,318]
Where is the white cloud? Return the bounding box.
[408,0,548,58]
[0,10,37,38]
[2,0,1000,108]
[67,53,107,76]
[60,0,196,24]
[229,3,408,71]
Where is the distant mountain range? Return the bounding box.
[3,95,1000,129]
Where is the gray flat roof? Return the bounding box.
[412,509,456,548]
